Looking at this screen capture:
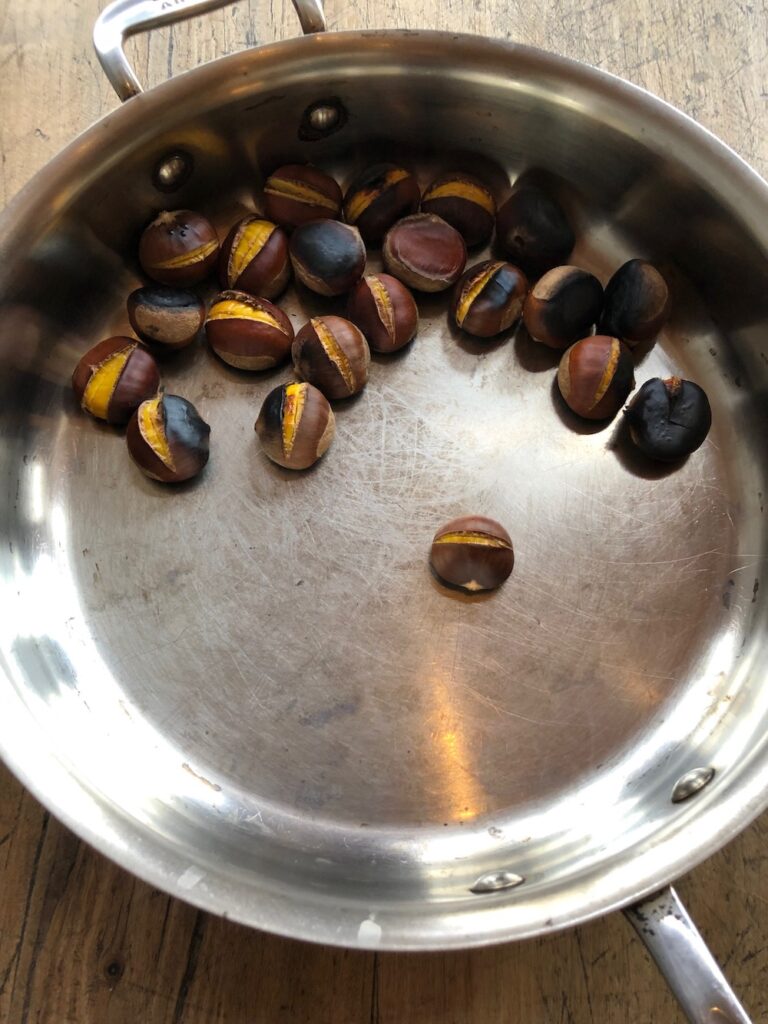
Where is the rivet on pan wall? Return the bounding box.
[299,99,347,141]
[153,151,193,193]
[671,766,715,803]
[470,870,525,894]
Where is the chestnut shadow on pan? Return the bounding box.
[549,377,612,436]
[513,324,561,372]
[608,415,688,480]
[444,308,517,358]
[129,461,210,495]
[142,335,205,374]
[427,565,498,603]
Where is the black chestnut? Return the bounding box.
[600,259,670,346]
[624,376,711,461]
[496,184,574,279]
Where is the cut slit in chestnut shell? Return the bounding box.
[430,515,514,592]
[127,393,210,483]
[72,337,160,424]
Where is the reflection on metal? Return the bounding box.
[153,152,193,192]
[671,767,716,804]
[470,870,525,894]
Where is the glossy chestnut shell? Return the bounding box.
[219,216,290,299]
[599,259,670,346]
[343,164,421,244]
[289,220,366,296]
[72,337,160,424]
[263,164,343,229]
[421,172,496,248]
[557,335,635,420]
[292,316,370,399]
[127,393,210,483]
[452,260,528,337]
[523,266,604,349]
[255,382,336,470]
[496,185,574,279]
[430,515,514,592]
[138,210,219,287]
[346,274,418,353]
[205,291,294,370]
[624,376,712,461]
[383,213,467,292]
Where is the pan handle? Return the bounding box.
[624,886,752,1023]
[93,0,326,102]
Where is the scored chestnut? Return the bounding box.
[599,259,670,346]
[127,286,205,350]
[219,216,290,299]
[289,219,366,296]
[263,164,342,229]
[255,381,335,470]
[430,515,514,592]
[205,291,294,370]
[452,260,528,338]
[343,164,421,244]
[72,337,160,424]
[383,213,467,293]
[292,316,370,400]
[127,393,210,483]
[139,210,219,287]
[624,376,712,461]
[523,266,604,349]
[557,335,635,420]
[496,184,574,279]
[347,274,418,353]
[421,172,496,248]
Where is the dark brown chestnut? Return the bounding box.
[624,376,711,461]
[127,286,205,350]
[430,515,514,592]
[205,291,294,370]
[496,185,574,279]
[127,393,210,483]
[219,216,290,299]
[343,164,421,243]
[421,172,496,248]
[72,337,160,424]
[523,266,604,349]
[138,210,219,287]
[289,220,366,296]
[255,381,335,470]
[383,213,467,293]
[346,274,418,353]
[599,259,670,346]
[452,260,528,338]
[292,316,370,399]
[263,164,342,229]
[557,335,635,420]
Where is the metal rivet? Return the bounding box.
[308,103,341,132]
[153,151,193,192]
[671,766,715,803]
[470,870,524,894]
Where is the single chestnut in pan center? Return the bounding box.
[430,515,514,592]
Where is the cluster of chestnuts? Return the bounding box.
[71,161,713,592]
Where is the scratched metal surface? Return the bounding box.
[1,32,768,949]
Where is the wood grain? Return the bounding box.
[1,1,767,1022]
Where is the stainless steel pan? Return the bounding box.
[1,1,767,1020]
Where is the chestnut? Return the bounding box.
[452,260,528,338]
[205,290,293,370]
[72,337,160,424]
[289,220,366,296]
[347,274,418,353]
[557,335,635,420]
[219,216,290,299]
[383,213,467,293]
[127,286,205,350]
[343,164,421,243]
[256,381,335,470]
[292,316,370,399]
[127,393,210,483]
[263,164,342,229]
[430,515,514,592]
[496,185,574,279]
[138,210,219,287]
[600,259,670,346]
[523,266,604,349]
[421,172,496,248]
[624,376,711,461]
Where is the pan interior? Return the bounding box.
[1,33,767,947]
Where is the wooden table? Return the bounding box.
[1,2,767,1020]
